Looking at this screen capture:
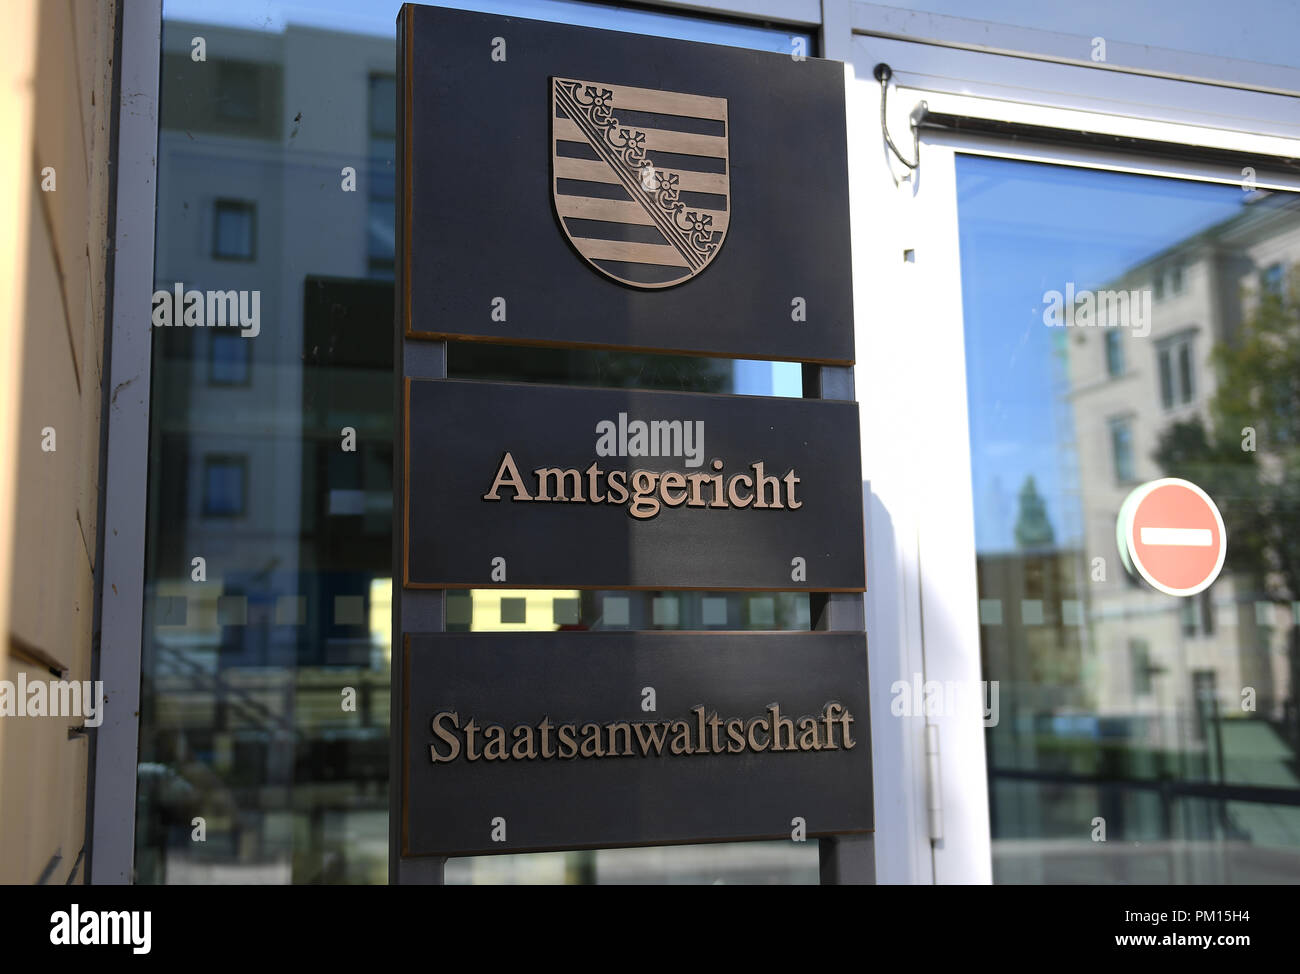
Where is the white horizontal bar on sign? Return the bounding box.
[554,117,726,159]
[554,157,728,195]
[1140,527,1213,547]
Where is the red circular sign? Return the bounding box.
[1116,478,1226,597]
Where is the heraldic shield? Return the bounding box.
[551,77,730,289]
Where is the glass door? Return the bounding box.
[941,143,1300,883]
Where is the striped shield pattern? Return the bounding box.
[551,77,730,289]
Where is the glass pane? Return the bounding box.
[865,1,1300,75]
[164,0,813,54]
[142,0,817,886]
[956,153,1300,883]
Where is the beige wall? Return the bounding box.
[0,0,118,884]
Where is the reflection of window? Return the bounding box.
[1262,262,1284,297]
[1191,670,1218,741]
[1109,417,1136,483]
[367,74,397,276]
[1157,334,1195,409]
[367,199,394,263]
[202,455,247,517]
[368,74,396,138]
[1130,639,1152,695]
[1180,587,1217,638]
[1171,262,1185,294]
[209,332,250,385]
[213,199,256,260]
[1180,587,1216,642]
[1105,330,1125,377]
[216,61,259,121]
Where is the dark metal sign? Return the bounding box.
[404,379,866,591]
[402,631,873,857]
[399,4,855,363]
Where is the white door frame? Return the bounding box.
[844,29,1300,882]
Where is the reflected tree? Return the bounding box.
[1153,265,1300,739]
[1014,475,1056,550]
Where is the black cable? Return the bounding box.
[874,63,920,170]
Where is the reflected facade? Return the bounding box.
[957,155,1300,882]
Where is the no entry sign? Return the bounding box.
[1116,478,1227,597]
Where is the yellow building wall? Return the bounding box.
[0,0,118,884]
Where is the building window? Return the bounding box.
[209,332,250,386]
[1109,417,1136,483]
[1105,330,1125,377]
[1130,638,1152,695]
[1170,261,1185,294]
[215,60,261,122]
[1181,594,1217,636]
[202,455,247,517]
[213,199,256,260]
[368,71,396,140]
[1262,262,1284,297]
[1157,334,1195,409]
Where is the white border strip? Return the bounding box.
[907,88,1300,165]
[91,0,162,885]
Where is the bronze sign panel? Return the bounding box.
[402,631,873,857]
[398,3,855,364]
[403,378,867,592]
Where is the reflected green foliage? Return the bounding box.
[1155,266,1300,602]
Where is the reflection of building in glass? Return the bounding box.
[143,21,398,884]
[968,161,1300,883]
[1060,191,1300,876]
